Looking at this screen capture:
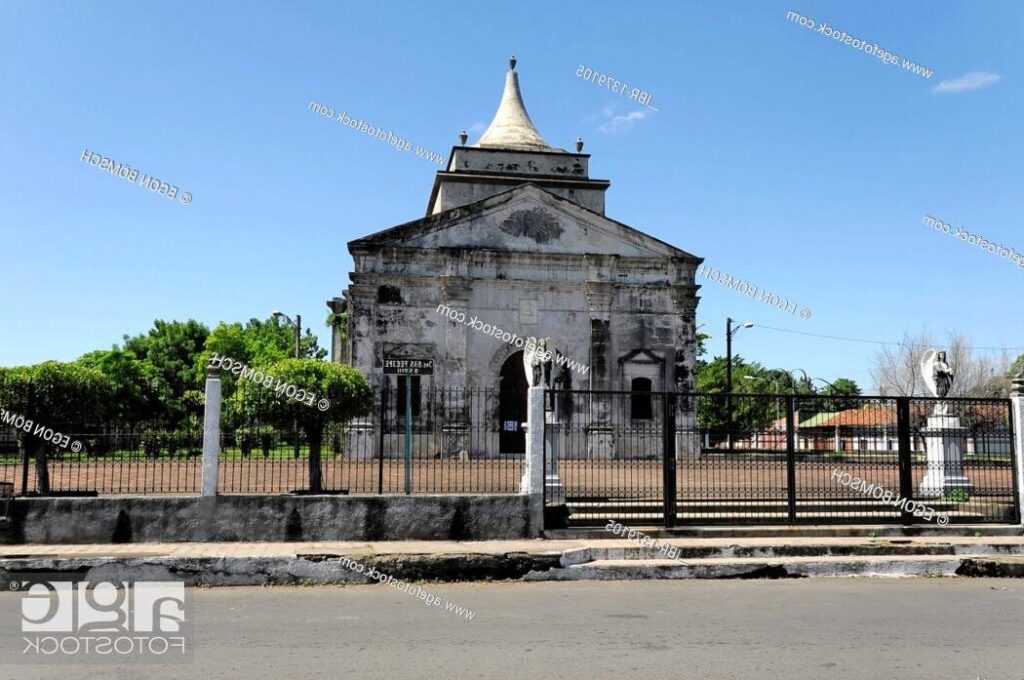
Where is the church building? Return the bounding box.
[328,57,702,458]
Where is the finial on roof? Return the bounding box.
[459,130,468,145]
[473,56,559,151]
[575,137,584,152]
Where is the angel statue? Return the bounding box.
[523,338,552,388]
[920,349,955,398]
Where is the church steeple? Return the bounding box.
[474,56,560,151]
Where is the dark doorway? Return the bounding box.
[499,351,528,454]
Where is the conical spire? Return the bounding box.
[474,56,557,151]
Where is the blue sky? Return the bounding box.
[1,0,1020,390]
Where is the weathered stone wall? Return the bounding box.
[4,494,535,544]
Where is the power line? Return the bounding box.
[750,324,1024,352]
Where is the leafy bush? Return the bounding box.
[947,488,970,503]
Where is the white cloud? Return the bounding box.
[597,109,649,135]
[931,71,1002,94]
[467,122,486,134]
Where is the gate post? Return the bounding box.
[662,392,678,527]
[201,361,222,497]
[784,396,797,523]
[896,397,914,524]
[1010,373,1024,526]
[520,386,546,536]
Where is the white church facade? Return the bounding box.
[328,58,702,458]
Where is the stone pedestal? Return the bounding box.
[441,426,470,460]
[545,416,566,504]
[345,420,376,461]
[1010,378,1024,527]
[585,425,615,459]
[918,414,973,497]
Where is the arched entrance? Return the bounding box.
[498,351,528,454]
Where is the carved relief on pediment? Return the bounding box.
[499,207,564,244]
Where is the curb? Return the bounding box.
[0,552,563,587]
[1,552,1022,586]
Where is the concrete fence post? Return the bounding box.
[1010,373,1024,526]
[201,363,222,497]
[520,386,546,534]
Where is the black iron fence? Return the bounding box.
[2,388,1019,529]
[0,388,525,496]
[544,391,1019,526]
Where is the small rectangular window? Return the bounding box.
[631,377,653,420]
[378,286,402,304]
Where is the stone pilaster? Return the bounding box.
[326,296,348,364]
[346,282,379,461]
[671,282,700,457]
[439,276,473,458]
[585,281,615,458]
[346,282,377,379]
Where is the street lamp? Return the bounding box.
[271,310,302,359]
[812,377,839,392]
[272,311,302,460]
[786,368,810,393]
[725,318,754,451]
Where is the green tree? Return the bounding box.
[77,348,164,427]
[818,378,862,412]
[696,356,779,437]
[0,362,111,493]
[229,359,370,492]
[198,317,326,397]
[123,319,210,425]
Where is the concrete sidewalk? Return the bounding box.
[2,534,1024,559]
[2,534,1024,584]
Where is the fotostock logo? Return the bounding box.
[14,575,189,663]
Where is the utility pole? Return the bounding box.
[725,318,753,451]
[272,310,303,460]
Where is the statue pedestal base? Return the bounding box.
[441,426,470,460]
[585,426,616,459]
[918,415,973,497]
[544,415,566,504]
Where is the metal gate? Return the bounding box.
[544,390,1020,527]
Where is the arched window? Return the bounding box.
[630,377,653,420]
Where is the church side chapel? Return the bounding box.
[328,57,702,459]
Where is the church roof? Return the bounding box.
[474,56,562,152]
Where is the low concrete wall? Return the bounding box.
[4,494,535,544]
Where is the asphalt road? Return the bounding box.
[0,579,1022,679]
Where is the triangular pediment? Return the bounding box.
[350,184,698,261]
